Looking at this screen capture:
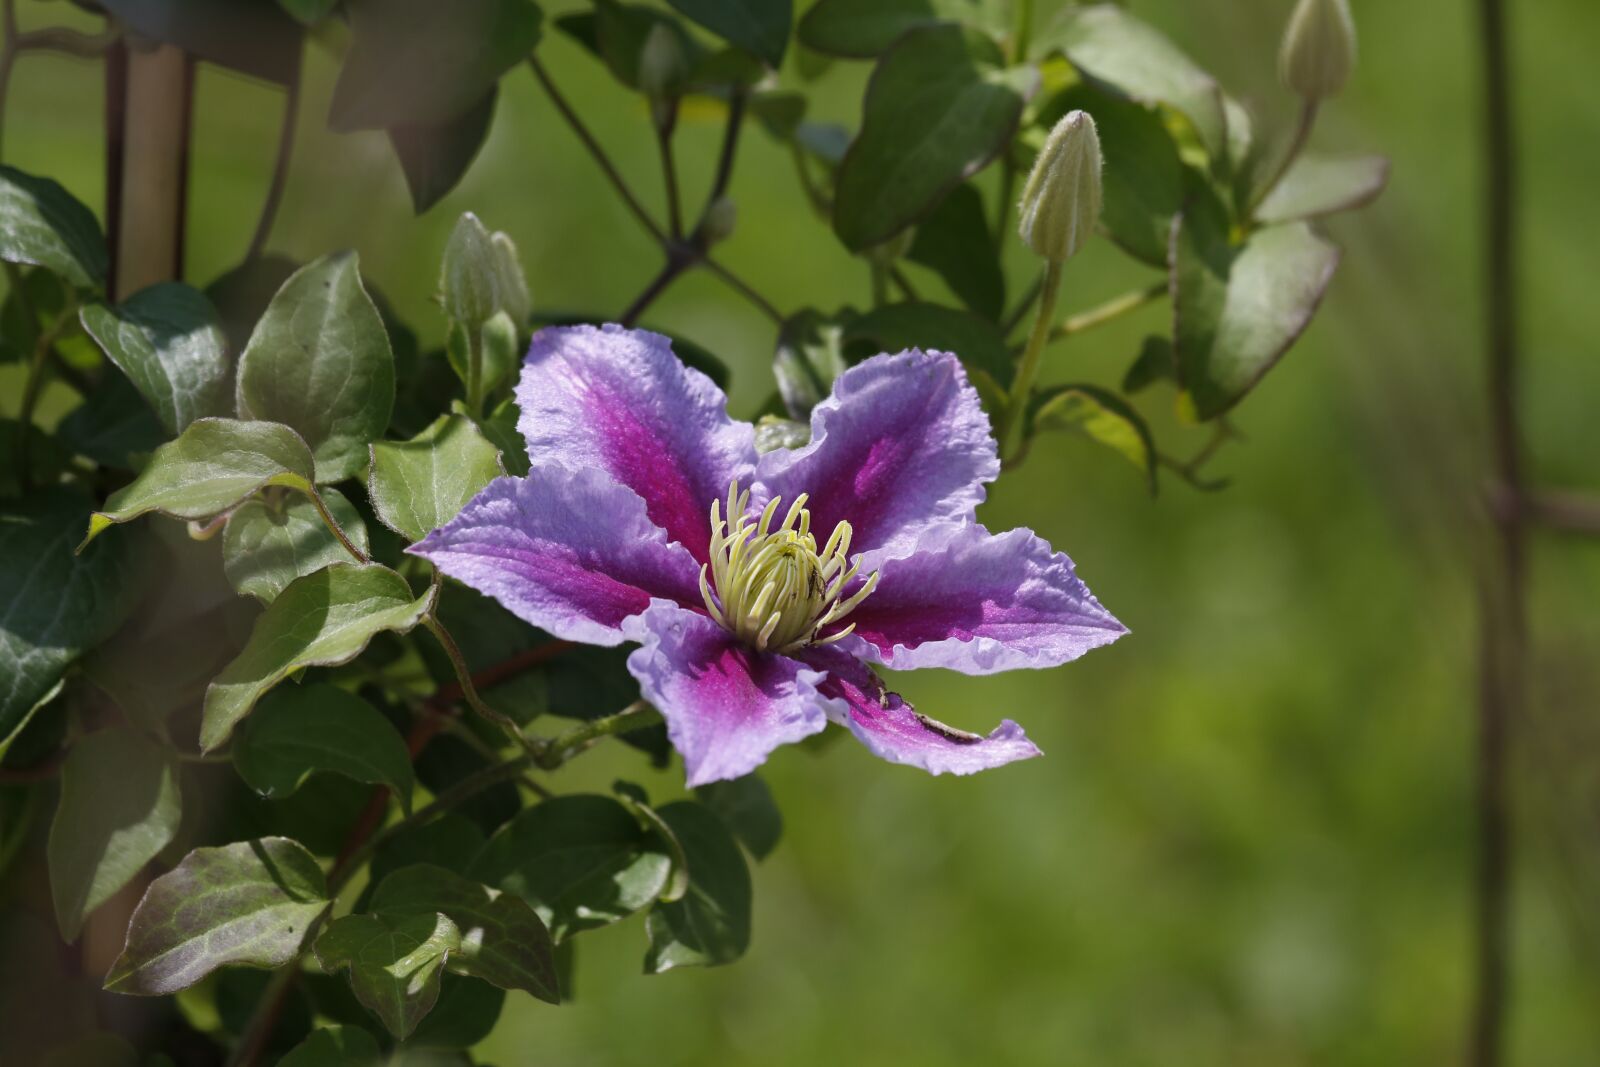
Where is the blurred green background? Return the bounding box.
[6,0,1600,1063]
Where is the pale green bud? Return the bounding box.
[489,232,531,325]
[1017,110,1102,263]
[1279,0,1356,100]
[440,212,531,327]
[700,197,738,246]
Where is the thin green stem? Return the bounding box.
[1249,99,1319,215]
[999,259,1062,460]
[790,142,829,216]
[307,489,368,564]
[527,54,667,246]
[888,265,920,302]
[15,285,77,489]
[1047,281,1166,343]
[870,259,888,308]
[536,700,663,770]
[464,326,485,416]
[422,606,540,759]
[656,108,683,239]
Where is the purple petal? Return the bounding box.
[516,325,755,563]
[409,466,703,646]
[754,350,999,565]
[626,604,830,787]
[804,648,1042,775]
[842,524,1127,674]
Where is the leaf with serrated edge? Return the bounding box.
[222,488,369,603]
[105,837,329,995]
[201,563,434,751]
[82,418,317,549]
[369,863,559,1002]
[233,684,414,811]
[315,912,460,1040]
[48,727,182,941]
[368,414,504,544]
[235,251,395,484]
[79,282,230,435]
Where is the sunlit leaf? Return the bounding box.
[1029,382,1157,491]
[1255,153,1390,224]
[79,282,230,435]
[222,487,369,603]
[315,912,460,1040]
[368,414,505,544]
[0,165,107,290]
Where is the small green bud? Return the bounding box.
[478,310,521,398]
[489,232,531,325]
[1279,0,1356,100]
[440,212,531,328]
[700,197,738,246]
[1017,110,1102,263]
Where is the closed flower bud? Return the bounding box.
[700,196,737,246]
[1279,0,1356,100]
[1017,110,1102,263]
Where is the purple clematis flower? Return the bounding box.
[410,325,1126,787]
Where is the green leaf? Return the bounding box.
[1039,4,1227,160]
[364,815,486,907]
[798,0,979,59]
[556,5,705,95]
[277,0,341,28]
[773,309,848,420]
[388,89,499,216]
[906,183,1004,319]
[1122,335,1175,394]
[279,1025,382,1067]
[222,487,369,603]
[236,251,396,484]
[407,976,504,1049]
[753,415,810,453]
[79,282,230,435]
[233,684,414,810]
[643,801,752,972]
[834,26,1036,252]
[56,371,165,470]
[0,164,107,290]
[47,727,182,941]
[1255,153,1390,224]
[315,912,460,1040]
[99,0,301,85]
[1,489,142,746]
[694,775,782,860]
[1172,193,1341,420]
[204,254,299,359]
[470,795,671,940]
[105,837,330,995]
[329,0,542,132]
[81,418,317,548]
[0,417,70,497]
[369,863,559,1002]
[843,301,1013,387]
[664,0,789,67]
[1040,82,1185,267]
[1029,383,1157,492]
[368,414,505,544]
[201,563,434,751]
[478,397,530,477]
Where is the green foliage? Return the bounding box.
[315,911,460,1039]
[0,164,107,290]
[79,283,230,435]
[222,488,370,603]
[643,801,752,971]
[1255,153,1392,224]
[235,252,395,484]
[233,684,415,810]
[106,837,329,995]
[279,1025,382,1067]
[368,414,505,544]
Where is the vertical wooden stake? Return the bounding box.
[110,37,191,300]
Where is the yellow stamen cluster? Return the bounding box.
[700,480,879,654]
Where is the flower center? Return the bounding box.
[699,480,879,654]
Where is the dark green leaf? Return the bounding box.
[277,0,341,28]
[477,398,529,476]
[204,254,299,360]
[55,371,165,469]
[363,815,486,912]
[798,0,979,59]
[215,967,314,1055]
[834,26,1036,251]
[79,282,230,435]
[664,0,789,67]
[233,683,414,810]
[1,489,142,746]
[370,863,559,1002]
[471,795,671,939]
[82,418,317,547]
[0,417,70,497]
[748,89,805,140]
[774,309,848,420]
[37,1034,139,1067]
[407,976,504,1049]
[1,265,69,364]
[557,3,706,94]
[105,837,329,994]
[99,0,301,85]
[843,301,1013,387]
[906,183,1004,318]
[329,0,542,131]
[222,487,370,603]
[201,563,435,751]
[279,1025,383,1067]
[1255,153,1390,224]
[0,165,107,290]
[694,774,782,860]
[1172,191,1341,420]
[1028,383,1157,491]
[643,801,751,971]
[389,89,499,216]
[1122,334,1175,394]
[413,736,522,834]
[1039,4,1226,160]
[315,912,460,1040]
[47,727,181,941]
[369,414,505,544]
[236,251,396,483]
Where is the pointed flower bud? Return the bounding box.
[1279,0,1356,100]
[1017,110,1102,263]
[700,196,737,246]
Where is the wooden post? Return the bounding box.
[108,35,191,300]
